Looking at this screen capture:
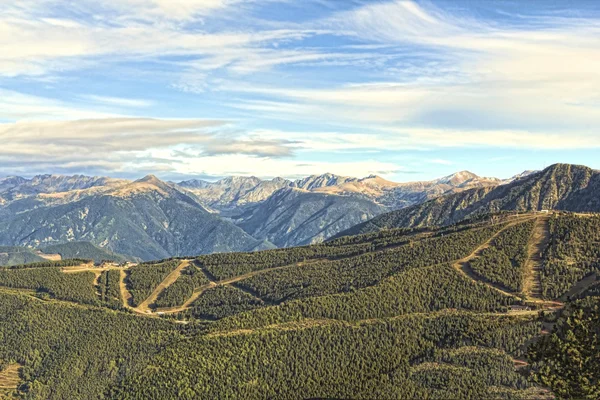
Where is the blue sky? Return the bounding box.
[1,0,600,182]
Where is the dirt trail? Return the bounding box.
[62,265,121,274]
[156,261,317,314]
[92,271,103,298]
[523,216,550,299]
[452,217,536,299]
[119,269,134,309]
[512,358,529,369]
[0,363,22,393]
[136,260,191,313]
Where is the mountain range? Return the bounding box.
[340,163,600,236]
[0,167,538,261]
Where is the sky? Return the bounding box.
[1,0,600,182]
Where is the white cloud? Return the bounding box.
[251,127,600,151]
[82,95,155,108]
[159,152,402,179]
[213,1,600,142]
[0,0,315,77]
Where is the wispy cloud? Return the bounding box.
[82,95,155,108]
[0,118,297,175]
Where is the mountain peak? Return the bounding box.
[437,170,480,185]
[137,174,161,184]
[293,173,355,190]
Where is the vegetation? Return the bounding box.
[199,223,506,281]
[126,260,179,307]
[0,292,181,400]
[208,264,515,332]
[541,214,600,298]
[153,264,211,308]
[1,212,599,399]
[98,270,123,309]
[470,220,535,292]
[0,267,99,304]
[234,225,504,304]
[5,258,90,270]
[528,297,600,399]
[184,285,265,320]
[113,312,541,399]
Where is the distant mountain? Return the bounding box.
[0,175,273,261]
[233,187,385,247]
[0,174,127,201]
[291,173,357,191]
[0,169,528,259]
[178,176,290,210]
[180,171,501,212]
[339,163,600,236]
[307,171,500,209]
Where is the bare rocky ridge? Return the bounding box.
[178,170,509,211]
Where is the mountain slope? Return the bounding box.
[0,246,47,266]
[2,211,585,398]
[41,241,132,263]
[234,187,385,247]
[0,176,273,261]
[340,163,599,236]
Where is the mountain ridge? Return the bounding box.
[338,163,600,237]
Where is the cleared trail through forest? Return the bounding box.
[119,269,134,310]
[156,260,317,314]
[205,308,544,338]
[560,272,598,301]
[452,216,536,299]
[136,260,191,313]
[158,215,539,315]
[523,216,550,299]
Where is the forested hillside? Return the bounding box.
[0,211,597,399]
[0,246,46,266]
[41,242,132,263]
